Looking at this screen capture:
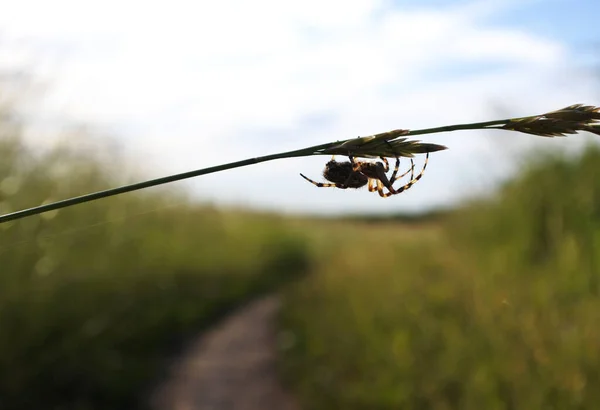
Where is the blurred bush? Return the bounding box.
[280,144,600,409]
[0,115,309,409]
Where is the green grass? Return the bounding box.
[4,101,600,410]
[0,136,310,410]
[279,144,600,409]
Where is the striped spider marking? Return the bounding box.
[300,153,429,197]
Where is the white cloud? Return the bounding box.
[1,0,597,214]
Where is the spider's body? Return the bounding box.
[321,159,369,189]
[300,153,429,198]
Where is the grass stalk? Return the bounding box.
[1,103,597,224]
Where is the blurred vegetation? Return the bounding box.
[279,144,600,409]
[0,114,310,409]
[3,67,600,410]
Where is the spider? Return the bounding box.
[300,153,429,197]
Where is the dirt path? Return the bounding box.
[151,294,299,410]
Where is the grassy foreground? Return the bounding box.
[3,105,599,409]
[0,136,310,410]
[279,145,600,409]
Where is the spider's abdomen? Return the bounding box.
[323,160,368,189]
[354,162,383,180]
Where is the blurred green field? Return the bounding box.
[3,94,600,410]
[279,145,600,409]
[0,134,310,410]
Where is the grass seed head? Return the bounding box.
[585,124,600,136]
[321,129,448,158]
[502,104,600,137]
[544,104,600,122]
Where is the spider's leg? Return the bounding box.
[376,179,388,198]
[390,158,415,184]
[380,152,430,197]
[381,139,399,177]
[299,173,347,189]
[380,140,412,190]
[349,155,360,172]
[368,178,377,192]
[341,155,365,188]
[380,157,390,172]
[388,157,401,182]
[373,162,397,194]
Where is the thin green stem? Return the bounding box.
[0,144,332,224]
[0,113,566,225]
[405,118,512,137]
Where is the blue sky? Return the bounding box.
[1,0,599,215]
